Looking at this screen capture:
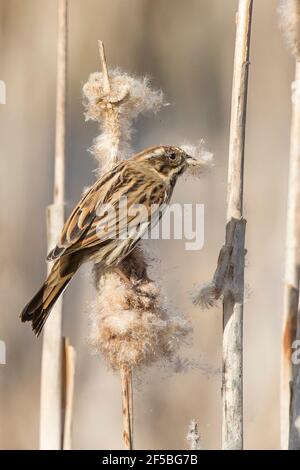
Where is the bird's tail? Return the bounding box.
[20,258,74,337]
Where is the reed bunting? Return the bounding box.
[21,145,196,336]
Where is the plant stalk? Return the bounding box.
[281,60,300,450]
[222,0,253,450]
[39,0,68,450]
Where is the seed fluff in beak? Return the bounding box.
[181,142,214,178]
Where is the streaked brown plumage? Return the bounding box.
[21,145,195,336]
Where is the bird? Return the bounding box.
[21,145,197,336]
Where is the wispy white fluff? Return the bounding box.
[181,140,214,178]
[89,271,191,370]
[83,69,165,173]
[192,281,219,309]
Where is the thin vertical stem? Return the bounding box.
[289,313,300,449]
[187,420,201,450]
[281,60,300,449]
[222,0,253,450]
[120,365,133,450]
[98,40,111,95]
[227,0,252,222]
[63,337,76,451]
[40,0,68,450]
[128,368,134,444]
[54,0,68,205]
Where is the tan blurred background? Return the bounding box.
[0,0,293,450]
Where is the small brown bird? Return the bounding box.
[21,145,196,336]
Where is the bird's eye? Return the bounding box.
[169,153,177,161]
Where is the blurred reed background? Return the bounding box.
[0,0,293,449]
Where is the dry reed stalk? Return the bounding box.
[193,0,253,450]
[289,313,300,449]
[120,365,133,450]
[40,0,68,449]
[63,337,76,450]
[97,41,133,450]
[287,61,300,450]
[221,0,253,450]
[186,420,201,450]
[283,62,300,450]
[278,0,300,449]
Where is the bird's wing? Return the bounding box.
[47,162,126,260]
[47,163,170,261]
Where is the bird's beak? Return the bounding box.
[185,155,198,166]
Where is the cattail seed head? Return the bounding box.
[83,69,165,173]
[89,266,191,371]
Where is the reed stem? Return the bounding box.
[281,60,300,450]
[40,0,68,450]
[222,0,253,450]
[120,365,133,450]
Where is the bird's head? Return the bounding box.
[135,145,197,182]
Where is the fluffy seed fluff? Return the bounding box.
[278,0,300,60]
[83,69,165,173]
[181,141,214,178]
[191,243,231,310]
[89,267,191,370]
[192,281,219,309]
